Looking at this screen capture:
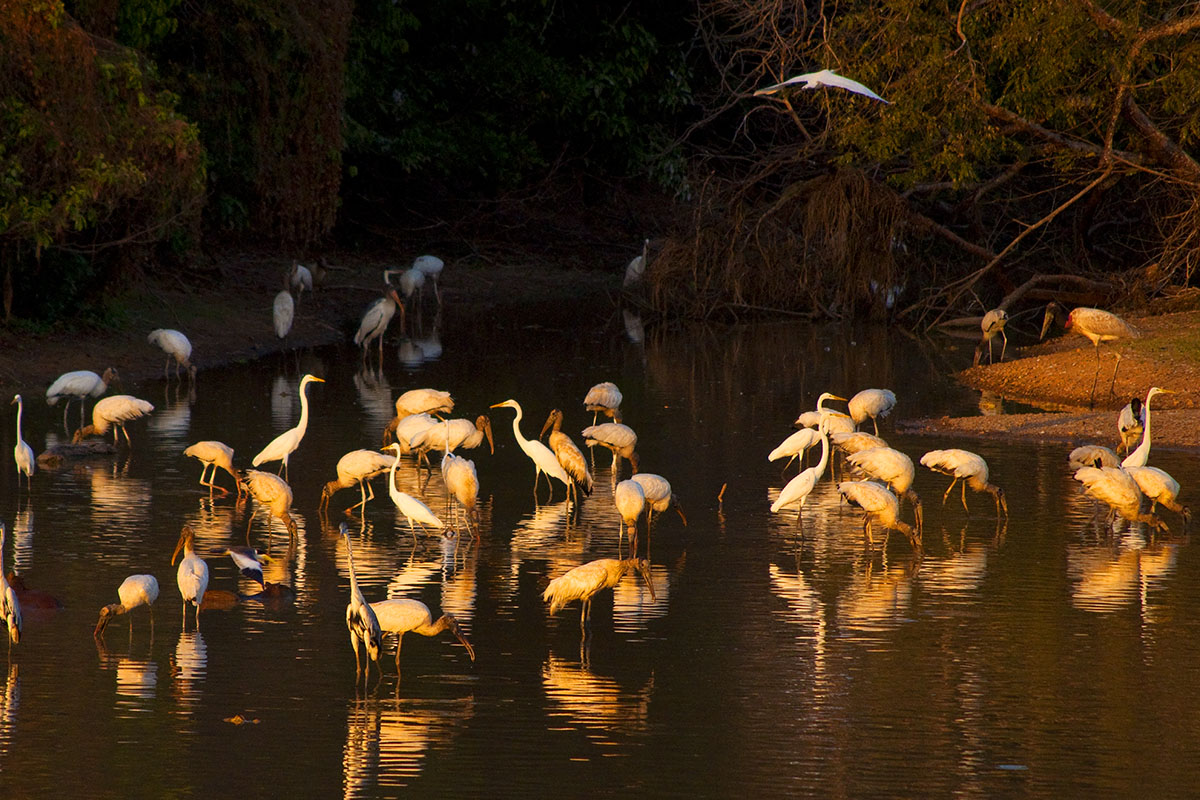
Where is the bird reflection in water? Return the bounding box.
[611,561,670,634]
[835,558,917,639]
[0,664,18,760]
[11,499,34,576]
[1069,540,1178,621]
[171,630,207,714]
[542,656,653,747]
[95,637,158,714]
[342,694,474,797]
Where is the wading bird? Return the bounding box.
[768,427,823,474]
[830,430,888,457]
[224,546,268,586]
[583,382,622,425]
[355,285,404,363]
[46,367,118,431]
[492,399,572,502]
[342,523,382,681]
[369,598,476,672]
[273,283,294,340]
[623,239,650,287]
[973,309,1009,366]
[770,423,830,527]
[1125,466,1190,526]
[413,254,445,304]
[398,266,425,307]
[382,443,445,540]
[290,261,313,296]
[172,526,208,628]
[252,373,324,480]
[241,469,299,542]
[630,473,687,529]
[614,479,646,545]
[847,446,923,533]
[1121,387,1169,469]
[794,391,849,429]
[72,395,154,446]
[0,525,19,646]
[320,449,396,513]
[581,420,640,479]
[1041,303,1140,405]
[94,574,159,639]
[754,68,889,103]
[848,389,896,436]
[442,449,481,536]
[543,557,656,632]
[408,414,493,470]
[1068,445,1120,471]
[183,440,242,496]
[540,409,593,503]
[1073,466,1168,532]
[920,449,1008,518]
[147,328,197,382]
[837,481,921,552]
[382,412,440,451]
[382,389,455,445]
[11,395,34,490]
[1117,396,1144,456]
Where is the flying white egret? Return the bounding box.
[1041,303,1140,405]
[1073,466,1168,532]
[94,574,159,638]
[382,443,445,541]
[630,473,687,529]
[46,366,118,431]
[539,409,593,504]
[1121,387,1169,469]
[754,68,889,103]
[583,382,623,425]
[252,373,324,479]
[342,523,382,681]
[0,524,20,646]
[543,557,656,632]
[319,448,396,513]
[183,440,243,496]
[370,598,476,672]
[920,449,1008,517]
[241,469,299,542]
[413,254,445,304]
[147,328,197,382]
[11,395,34,490]
[1068,445,1120,471]
[72,394,154,446]
[492,399,572,502]
[847,446,923,532]
[581,421,640,479]
[837,480,921,552]
[974,309,1009,366]
[1116,396,1144,456]
[355,285,404,362]
[172,526,208,628]
[848,389,896,436]
[770,423,830,527]
[1125,466,1190,526]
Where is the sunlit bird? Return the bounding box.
[147,328,197,382]
[342,523,382,681]
[442,450,481,536]
[1125,466,1190,526]
[241,469,299,542]
[1121,386,1168,469]
[382,443,445,540]
[920,449,1008,517]
[614,479,647,544]
[383,388,454,445]
[46,366,118,431]
[184,440,243,496]
[94,574,158,639]
[369,598,476,672]
[72,394,154,446]
[319,448,396,513]
[543,557,656,632]
[581,420,640,479]
[172,526,208,628]
[412,254,445,304]
[584,382,623,425]
[382,411,440,451]
[973,309,1009,366]
[0,524,20,646]
[1041,303,1140,405]
[830,430,888,456]
[768,427,822,473]
[492,399,572,501]
[847,446,923,532]
[224,546,269,586]
[630,472,687,528]
[539,408,593,503]
[11,395,34,490]
[770,424,830,527]
[837,480,921,552]
[252,373,324,480]
[848,389,896,436]
[754,68,889,103]
[1068,444,1120,471]
[355,284,404,363]
[1073,466,1168,532]
[1117,396,1144,456]
[408,414,493,469]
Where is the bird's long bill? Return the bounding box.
[483,418,495,454]
[1039,306,1056,340]
[94,607,113,638]
[538,411,555,440]
[171,532,187,566]
[637,562,657,602]
[674,499,689,526]
[450,620,476,661]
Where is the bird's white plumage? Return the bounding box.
[343,524,382,676]
[848,446,914,495]
[74,394,154,444]
[243,469,298,538]
[976,309,1009,365]
[1074,466,1146,521]
[830,430,888,455]
[355,287,403,355]
[321,448,395,510]
[147,328,194,379]
[1117,397,1144,455]
[543,558,655,623]
[614,479,646,540]
[493,399,572,496]
[0,524,20,644]
[1068,445,1120,471]
[1126,465,1189,522]
[382,444,445,532]
[754,69,888,103]
[252,374,323,476]
[290,262,313,293]
[921,448,1007,516]
[1121,387,1167,469]
[848,389,896,434]
[408,415,491,456]
[581,421,640,475]
[771,430,830,516]
[442,451,480,528]
[395,388,454,418]
[172,527,209,624]
[540,409,593,499]
[11,395,34,485]
[768,427,822,464]
[46,366,119,429]
[399,266,425,299]
[116,574,159,612]
[369,597,475,666]
[583,382,623,422]
[273,290,294,339]
[184,440,240,494]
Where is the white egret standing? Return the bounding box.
[370,598,476,672]
[0,524,20,646]
[355,285,404,363]
[754,69,889,103]
[920,449,1008,518]
[1041,303,1140,405]
[72,395,154,446]
[1121,387,1169,469]
[770,422,830,527]
[492,399,572,502]
[273,287,294,340]
[46,366,118,431]
[544,557,656,633]
[848,389,896,436]
[319,449,396,513]
[94,574,158,639]
[768,427,823,474]
[171,526,208,629]
[147,328,197,382]
[342,523,382,681]
[183,440,243,496]
[382,443,444,541]
[252,374,324,480]
[11,395,34,490]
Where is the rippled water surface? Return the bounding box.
[1,303,1198,798]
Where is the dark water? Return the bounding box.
[0,303,1198,798]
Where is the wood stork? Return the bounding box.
[381,412,440,450]
[920,449,1008,518]
[614,479,646,545]
[72,395,154,446]
[837,481,921,552]
[412,254,444,304]
[11,395,33,490]
[846,446,923,532]
[442,450,481,536]
[184,440,243,496]
[382,443,444,541]
[369,598,475,671]
[172,526,209,628]
[1126,466,1190,526]
[319,449,396,513]
[1121,387,1169,468]
[630,473,687,528]
[1073,466,1168,532]
[1068,445,1120,471]
[252,373,324,480]
[408,414,493,470]
[94,574,158,638]
[383,389,454,445]
[342,523,382,681]
[584,382,623,425]
[46,366,118,431]
[581,421,640,479]
[830,431,888,456]
[1041,303,1140,405]
[492,399,572,501]
[1117,396,1144,456]
[241,469,299,542]
[539,409,593,503]
[973,309,1009,366]
[0,524,20,646]
[848,389,896,436]
[355,285,404,363]
[147,328,197,382]
[543,557,656,632]
[273,287,294,340]
[770,424,830,527]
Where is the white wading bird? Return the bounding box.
[72,395,154,446]
[147,328,197,382]
[46,366,118,431]
[183,440,243,496]
[342,523,382,681]
[369,598,476,672]
[172,526,209,629]
[94,574,159,639]
[492,399,572,502]
[252,373,324,480]
[11,395,34,490]
[1121,387,1169,469]
[543,557,656,633]
[754,69,889,104]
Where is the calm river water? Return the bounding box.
[0,298,1197,798]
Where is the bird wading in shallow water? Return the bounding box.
[974,309,1009,366]
[0,525,20,646]
[355,283,404,364]
[184,440,243,496]
[147,329,197,383]
[543,557,656,633]
[1117,396,1145,456]
[1120,387,1169,469]
[920,449,1008,518]
[837,481,921,553]
[46,367,118,432]
[369,598,475,673]
[72,395,154,446]
[252,374,324,480]
[11,395,34,490]
[342,523,382,682]
[94,574,158,639]
[492,399,572,503]
[172,526,208,629]
[848,389,896,436]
